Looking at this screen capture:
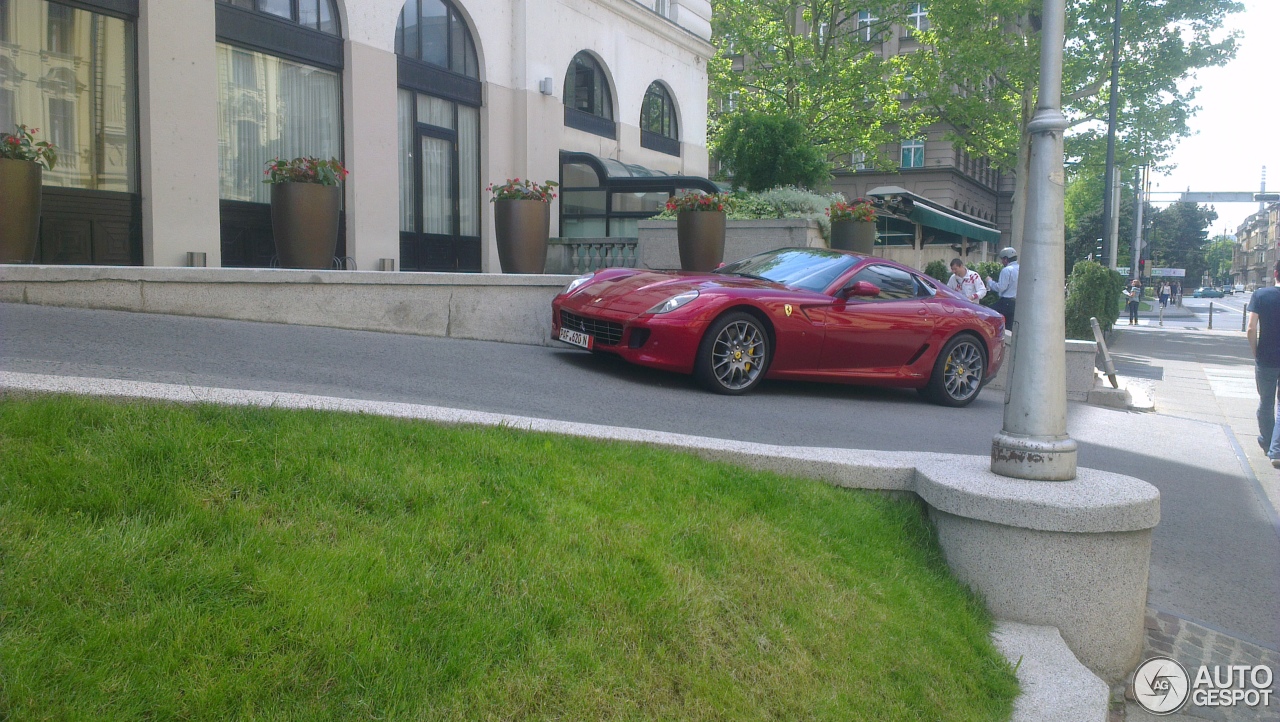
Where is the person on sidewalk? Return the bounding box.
[947,258,987,304]
[1246,260,1280,465]
[1159,282,1170,308]
[1124,280,1143,325]
[985,247,1019,325]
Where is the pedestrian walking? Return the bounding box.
[1159,282,1170,308]
[985,247,1019,325]
[1247,261,1280,466]
[947,258,987,304]
[1124,280,1143,325]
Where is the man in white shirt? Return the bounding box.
[947,258,987,303]
[985,247,1019,324]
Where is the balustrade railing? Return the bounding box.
[548,238,639,274]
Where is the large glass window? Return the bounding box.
[906,3,929,36]
[216,44,341,203]
[396,88,480,239]
[857,10,878,42]
[219,0,339,35]
[0,0,137,192]
[564,52,612,120]
[395,0,479,79]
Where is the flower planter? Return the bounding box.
[830,220,876,254]
[494,199,551,273]
[270,182,340,269]
[0,158,42,264]
[677,210,726,272]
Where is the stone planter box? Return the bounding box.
[0,158,42,264]
[638,218,826,271]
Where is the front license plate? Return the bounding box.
[559,327,593,349]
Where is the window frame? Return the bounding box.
[900,138,925,169]
[905,2,928,36]
[394,0,480,81]
[857,10,878,42]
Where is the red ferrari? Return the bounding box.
[551,248,1006,406]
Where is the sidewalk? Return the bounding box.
[1104,316,1280,722]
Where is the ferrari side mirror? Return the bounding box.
[841,281,881,298]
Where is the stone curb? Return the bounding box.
[995,622,1110,722]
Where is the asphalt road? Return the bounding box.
[2,302,1277,647]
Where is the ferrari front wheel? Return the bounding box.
[695,311,771,395]
[923,333,986,407]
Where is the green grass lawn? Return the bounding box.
[0,396,1017,721]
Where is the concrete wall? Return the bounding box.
[0,266,574,346]
[986,338,1097,403]
[637,219,826,270]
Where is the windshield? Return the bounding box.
[714,248,860,293]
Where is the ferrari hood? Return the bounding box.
[569,270,785,315]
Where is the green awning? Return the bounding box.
[907,205,1001,245]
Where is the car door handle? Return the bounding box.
[917,308,928,316]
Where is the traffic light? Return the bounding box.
[1138,259,1145,276]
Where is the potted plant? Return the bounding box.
[489,178,558,273]
[667,192,731,272]
[827,197,878,254]
[0,125,57,264]
[264,156,348,269]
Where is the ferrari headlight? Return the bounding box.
[647,290,700,314]
[562,272,595,295]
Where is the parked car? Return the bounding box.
[1192,287,1225,298]
[551,248,1006,407]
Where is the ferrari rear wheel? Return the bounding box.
[695,311,771,395]
[923,333,986,407]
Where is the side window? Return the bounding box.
[846,265,918,300]
[913,274,937,297]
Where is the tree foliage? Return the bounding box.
[910,0,1242,173]
[1065,260,1125,338]
[1146,200,1218,286]
[1203,235,1234,285]
[715,111,831,191]
[708,0,924,168]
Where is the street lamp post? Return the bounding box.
[990,0,1078,481]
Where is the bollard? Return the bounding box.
[1209,302,1214,330]
[1091,317,1120,388]
[1159,303,1164,327]
[1243,306,1248,332]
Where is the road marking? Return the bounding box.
[1204,367,1257,400]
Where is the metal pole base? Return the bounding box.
[991,432,1079,481]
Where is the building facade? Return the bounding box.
[825,8,1013,248]
[1,0,715,271]
[1232,203,1279,290]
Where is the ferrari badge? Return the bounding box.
[784,304,793,317]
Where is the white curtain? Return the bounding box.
[398,89,414,232]
[458,105,479,237]
[217,43,341,203]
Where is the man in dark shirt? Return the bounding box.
[1247,260,1280,465]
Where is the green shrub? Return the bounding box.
[715,112,831,191]
[969,261,1003,307]
[654,186,843,240]
[1065,259,1125,339]
[924,260,950,282]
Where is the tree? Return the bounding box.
[909,0,1241,246]
[716,111,831,190]
[1146,201,1218,286]
[709,0,923,168]
[1203,235,1235,286]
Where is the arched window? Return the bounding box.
[640,82,679,156]
[218,0,340,35]
[396,0,478,79]
[215,0,344,267]
[563,52,615,139]
[396,0,483,272]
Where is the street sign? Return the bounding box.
[1116,266,1130,275]
[1151,268,1185,277]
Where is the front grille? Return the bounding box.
[560,310,623,346]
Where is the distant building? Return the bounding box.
[1233,203,1278,289]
